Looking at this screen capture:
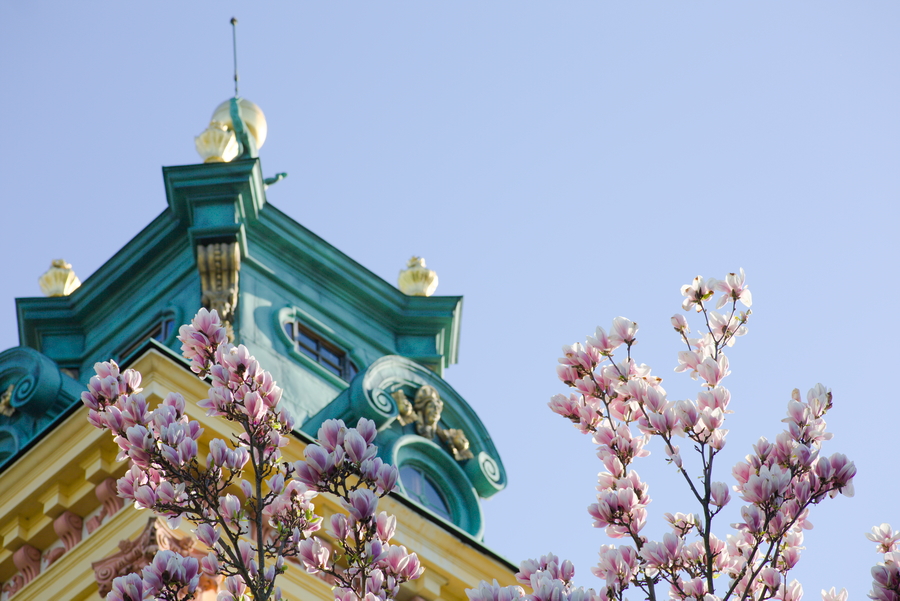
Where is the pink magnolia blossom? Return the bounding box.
[680,276,715,312]
[502,271,866,601]
[85,309,417,601]
[868,524,900,554]
[821,587,848,601]
[714,269,752,309]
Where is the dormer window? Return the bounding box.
[283,321,358,381]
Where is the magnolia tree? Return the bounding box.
[82,309,423,601]
[467,270,893,601]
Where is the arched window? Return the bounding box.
[399,465,452,521]
[283,321,358,381]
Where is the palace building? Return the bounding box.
[0,96,516,600]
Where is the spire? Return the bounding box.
[194,18,267,163]
[231,17,240,97]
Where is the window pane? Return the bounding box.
[298,331,317,351]
[320,361,341,377]
[320,346,341,366]
[399,466,451,520]
[400,466,422,496]
[284,320,357,381]
[421,474,452,520]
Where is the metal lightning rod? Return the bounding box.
[231,17,239,97]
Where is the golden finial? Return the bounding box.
[398,256,439,297]
[39,259,81,297]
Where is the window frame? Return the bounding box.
[282,321,358,381]
[392,435,484,537]
[276,307,363,389]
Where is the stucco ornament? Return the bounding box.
[414,385,443,439]
[438,427,475,461]
[38,259,81,297]
[197,242,241,341]
[0,384,14,417]
[91,518,194,598]
[392,385,474,461]
[393,389,415,425]
[398,256,439,297]
[194,121,239,163]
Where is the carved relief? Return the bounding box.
[392,390,415,425]
[392,385,474,461]
[91,518,194,598]
[437,427,474,461]
[413,386,443,439]
[0,384,14,417]
[2,574,25,597]
[197,242,241,341]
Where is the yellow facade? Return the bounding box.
[0,348,517,600]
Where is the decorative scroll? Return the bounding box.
[87,478,124,534]
[54,511,84,551]
[12,545,41,585]
[91,518,194,598]
[392,385,474,461]
[197,242,241,341]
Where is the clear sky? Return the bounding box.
[2,2,899,598]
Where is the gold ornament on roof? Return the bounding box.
[211,98,268,149]
[398,256,439,297]
[195,121,239,163]
[38,259,81,297]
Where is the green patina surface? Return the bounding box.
[2,158,504,535]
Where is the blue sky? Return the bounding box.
[3,2,899,598]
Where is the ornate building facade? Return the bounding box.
[0,98,515,600]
